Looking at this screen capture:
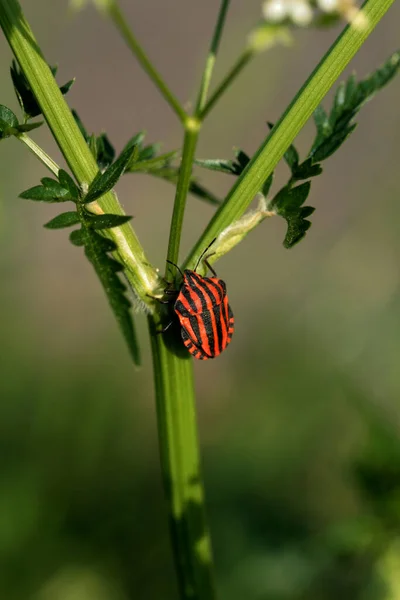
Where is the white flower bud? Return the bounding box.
[262,0,288,23]
[317,0,339,13]
[289,0,314,25]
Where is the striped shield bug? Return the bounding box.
[163,241,234,360]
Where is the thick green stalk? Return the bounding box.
[195,0,232,115]
[0,0,158,300]
[185,0,395,269]
[148,316,216,600]
[104,0,187,123]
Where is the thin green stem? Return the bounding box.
[199,48,253,120]
[17,133,60,176]
[105,1,187,124]
[185,0,395,269]
[166,119,200,269]
[148,316,216,600]
[195,0,231,115]
[0,0,158,301]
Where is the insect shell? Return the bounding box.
[166,245,234,360]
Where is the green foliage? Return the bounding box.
[87,214,132,229]
[195,149,251,176]
[0,104,42,139]
[69,221,140,364]
[19,176,75,202]
[84,139,138,203]
[311,50,400,161]
[72,110,116,169]
[269,182,314,248]
[269,50,400,247]
[44,211,81,229]
[10,60,74,121]
[72,111,221,206]
[20,167,139,364]
[190,51,400,249]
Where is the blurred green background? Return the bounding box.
[1,1,400,598]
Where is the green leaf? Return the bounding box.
[195,148,250,176]
[127,149,179,173]
[147,166,221,205]
[311,50,400,160]
[10,60,74,120]
[312,123,357,162]
[194,158,237,175]
[284,144,299,170]
[71,224,141,364]
[44,211,81,229]
[58,169,80,201]
[86,213,132,230]
[14,121,44,133]
[189,180,221,206]
[119,130,222,205]
[262,172,274,197]
[69,228,86,246]
[0,105,18,139]
[138,143,161,161]
[96,132,116,169]
[269,182,314,248]
[20,184,71,202]
[84,138,138,203]
[59,78,75,96]
[72,111,116,170]
[290,158,323,181]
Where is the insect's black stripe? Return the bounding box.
[181,327,211,359]
[203,277,226,304]
[189,272,223,309]
[176,292,197,314]
[184,277,218,354]
[184,273,210,312]
[186,276,221,353]
[214,304,227,355]
[180,316,204,353]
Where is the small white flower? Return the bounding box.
[317,0,339,12]
[289,0,314,26]
[262,0,289,23]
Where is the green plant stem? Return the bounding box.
[104,0,187,124]
[17,132,59,176]
[148,316,216,600]
[166,119,200,268]
[185,0,395,269]
[195,0,231,115]
[0,0,158,300]
[199,48,253,120]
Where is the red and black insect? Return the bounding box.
[162,243,234,360]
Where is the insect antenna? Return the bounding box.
[166,259,184,278]
[194,238,217,272]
